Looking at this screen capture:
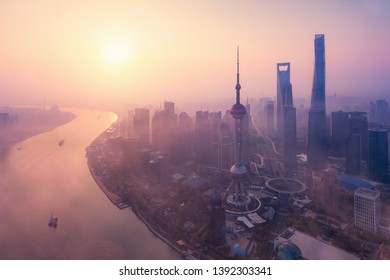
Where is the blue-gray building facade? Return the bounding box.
[307,34,327,170]
[276,62,296,168]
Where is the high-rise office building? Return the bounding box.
[133,108,150,147]
[195,111,212,161]
[345,133,361,175]
[348,112,368,160]
[151,101,178,150]
[211,122,234,170]
[164,101,178,130]
[369,99,389,127]
[127,109,134,137]
[174,112,193,164]
[151,110,167,149]
[329,111,367,174]
[368,128,388,182]
[164,101,175,116]
[283,106,297,168]
[354,188,381,233]
[312,169,340,216]
[307,34,327,170]
[265,101,275,136]
[331,111,349,157]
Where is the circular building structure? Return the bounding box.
[274,241,302,260]
[265,178,306,194]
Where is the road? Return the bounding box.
[261,193,290,259]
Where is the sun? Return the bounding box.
[101,40,131,65]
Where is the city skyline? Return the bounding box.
[0,0,389,109]
[2,0,390,264]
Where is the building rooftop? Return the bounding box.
[355,187,380,199]
[181,172,209,188]
[338,174,375,191]
[237,216,254,229]
[274,228,359,260]
[247,212,266,224]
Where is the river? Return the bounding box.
[0,109,180,260]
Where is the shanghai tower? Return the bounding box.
[307,34,327,170]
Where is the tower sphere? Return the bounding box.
[230,164,248,179]
[230,103,246,119]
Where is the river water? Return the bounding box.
[0,109,179,260]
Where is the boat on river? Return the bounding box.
[48,214,58,228]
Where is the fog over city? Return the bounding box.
[1,0,390,263]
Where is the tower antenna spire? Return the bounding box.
[235,46,241,104]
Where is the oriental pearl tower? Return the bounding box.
[223,47,260,214]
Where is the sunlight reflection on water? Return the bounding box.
[0,109,179,260]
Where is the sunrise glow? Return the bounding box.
[101,40,131,66]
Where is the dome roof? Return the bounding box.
[275,242,302,260]
[230,103,246,119]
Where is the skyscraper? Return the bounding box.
[276,62,293,138]
[283,106,297,168]
[307,34,327,170]
[345,133,361,175]
[151,101,178,150]
[369,99,389,127]
[133,108,150,147]
[265,101,275,136]
[195,110,212,161]
[175,112,193,164]
[348,112,368,161]
[211,122,234,170]
[368,128,388,182]
[276,62,296,169]
[331,111,349,157]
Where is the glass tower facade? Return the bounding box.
[307,34,327,170]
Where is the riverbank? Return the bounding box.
[0,106,76,151]
[85,122,219,259]
[87,162,129,210]
[85,126,187,259]
[86,153,183,254]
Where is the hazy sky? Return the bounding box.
[1,0,389,109]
